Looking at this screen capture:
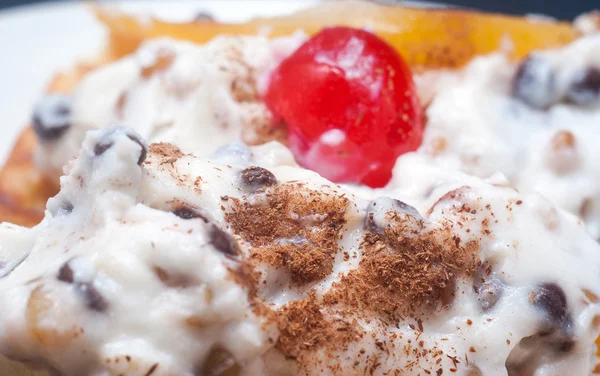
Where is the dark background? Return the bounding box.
[0,0,596,20]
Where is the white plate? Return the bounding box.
[0,0,319,166]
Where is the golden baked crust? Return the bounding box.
[93,2,578,70]
[0,127,55,227]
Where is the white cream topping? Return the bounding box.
[34,30,600,242]
[14,17,600,376]
[3,127,600,375]
[35,33,306,178]
[416,33,600,238]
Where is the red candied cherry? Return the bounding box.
[264,27,423,187]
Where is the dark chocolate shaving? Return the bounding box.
[77,282,108,312]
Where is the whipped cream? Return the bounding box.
[33,29,600,242]
[18,16,600,376]
[34,33,306,178]
[3,127,600,375]
[416,33,600,238]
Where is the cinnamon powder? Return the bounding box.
[222,179,483,373]
[324,216,480,318]
[226,183,348,285]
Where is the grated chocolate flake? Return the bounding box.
[324,216,480,318]
[225,183,348,285]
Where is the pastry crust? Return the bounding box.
[0,127,53,226]
[94,2,578,70]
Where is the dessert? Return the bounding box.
[1,2,600,375]
[13,9,600,234]
[2,127,600,376]
[0,1,587,226]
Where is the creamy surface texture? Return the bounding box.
[19,16,600,376]
[416,33,600,238]
[3,127,600,376]
[34,33,306,177]
[34,29,600,241]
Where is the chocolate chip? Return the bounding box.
[173,206,209,222]
[94,141,112,157]
[505,335,541,375]
[473,264,503,311]
[152,266,194,288]
[477,279,503,311]
[194,11,214,22]
[126,134,148,165]
[94,128,147,165]
[32,95,72,141]
[512,55,557,109]
[209,225,238,256]
[533,283,568,325]
[505,331,576,375]
[392,199,421,218]
[198,345,240,376]
[144,363,159,376]
[53,202,74,217]
[365,197,422,234]
[62,202,74,213]
[440,277,457,308]
[239,166,277,193]
[47,367,66,376]
[566,67,600,106]
[552,337,575,353]
[364,214,377,234]
[57,262,74,283]
[524,285,576,359]
[76,282,107,312]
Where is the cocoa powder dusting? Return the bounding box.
[324,216,480,318]
[149,143,184,161]
[231,75,258,103]
[228,259,261,302]
[241,105,288,146]
[275,294,363,361]
[220,181,483,374]
[220,41,258,103]
[226,183,348,285]
[427,186,471,217]
[220,41,288,146]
